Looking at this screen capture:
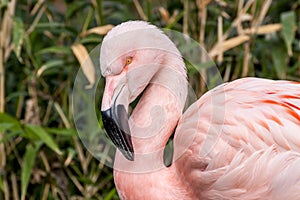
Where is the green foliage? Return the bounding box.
[281,11,296,56]
[24,124,62,155]
[21,144,38,200]
[0,0,299,199]
[12,17,26,62]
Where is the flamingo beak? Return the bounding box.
[101,77,134,161]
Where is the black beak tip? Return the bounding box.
[101,108,134,161]
[122,150,134,161]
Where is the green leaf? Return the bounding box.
[0,113,22,131]
[0,123,14,133]
[35,22,65,29]
[66,1,88,19]
[0,175,4,192]
[37,60,64,77]
[24,126,40,141]
[104,188,117,200]
[13,17,26,62]
[25,124,62,155]
[0,116,24,142]
[34,23,71,35]
[281,11,295,56]
[35,46,72,55]
[21,144,38,200]
[5,91,27,103]
[79,35,102,44]
[45,128,76,136]
[271,46,287,79]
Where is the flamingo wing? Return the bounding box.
[173,77,300,199]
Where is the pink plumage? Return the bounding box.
[100,21,300,199]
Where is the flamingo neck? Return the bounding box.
[132,54,187,148]
[114,53,187,172]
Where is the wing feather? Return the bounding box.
[174,77,300,199]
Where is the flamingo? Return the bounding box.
[100,21,300,199]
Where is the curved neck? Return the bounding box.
[132,54,187,149]
[114,54,187,172]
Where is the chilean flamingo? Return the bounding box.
[100,21,300,199]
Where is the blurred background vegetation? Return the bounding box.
[0,0,299,199]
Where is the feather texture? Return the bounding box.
[175,78,300,199]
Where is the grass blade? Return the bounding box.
[36,60,64,77]
[0,123,13,133]
[281,11,295,56]
[25,124,62,155]
[21,144,37,200]
[271,46,287,79]
[12,17,25,62]
[0,113,22,131]
[104,188,117,200]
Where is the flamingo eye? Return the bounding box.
[125,57,133,65]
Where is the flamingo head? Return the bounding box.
[100,21,181,161]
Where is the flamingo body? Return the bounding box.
[100,21,300,199]
[174,78,300,199]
